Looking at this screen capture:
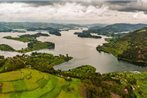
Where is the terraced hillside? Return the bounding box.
[0,68,82,98]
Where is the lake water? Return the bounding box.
[0,29,146,73]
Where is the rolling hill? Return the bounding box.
[0,68,82,98]
[97,28,147,66]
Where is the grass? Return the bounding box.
[0,71,23,82]
[97,40,129,56]
[133,72,147,98]
[0,44,15,51]
[0,68,82,98]
[57,79,82,98]
[109,71,147,98]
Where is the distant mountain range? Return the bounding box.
[86,23,147,36]
[0,22,82,32]
[0,22,147,37]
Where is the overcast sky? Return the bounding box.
[0,0,147,24]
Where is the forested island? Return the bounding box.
[0,33,55,53]
[74,31,102,39]
[0,41,54,53]
[4,33,49,42]
[18,41,55,53]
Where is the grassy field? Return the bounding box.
[0,44,15,51]
[0,68,82,98]
[133,72,147,98]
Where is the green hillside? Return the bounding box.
[1,67,147,98]
[97,28,147,66]
[0,68,82,98]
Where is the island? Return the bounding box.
[74,32,102,39]
[0,41,55,53]
[4,33,49,42]
[2,33,55,53]
[18,41,55,53]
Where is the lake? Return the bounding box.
[0,29,146,73]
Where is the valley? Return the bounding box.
[0,23,146,98]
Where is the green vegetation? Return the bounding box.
[0,44,15,51]
[0,52,72,73]
[54,65,145,98]
[48,28,61,36]
[59,65,96,79]
[1,33,54,53]
[0,41,54,53]
[18,41,55,53]
[97,38,129,56]
[0,68,82,98]
[74,32,102,39]
[4,33,49,42]
[97,28,147,66]
[0,65,146,98]
[2,33,54,53]
[0,56,147,98]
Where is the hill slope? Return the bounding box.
[97,28,147,66]
[0,68,82,98]
[1,67,147,98]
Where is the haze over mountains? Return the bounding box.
[86,23,147,36]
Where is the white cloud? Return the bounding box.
[0,2,147,24]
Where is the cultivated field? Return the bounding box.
[0,68,82,98]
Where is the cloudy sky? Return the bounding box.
[0,0,147,24]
